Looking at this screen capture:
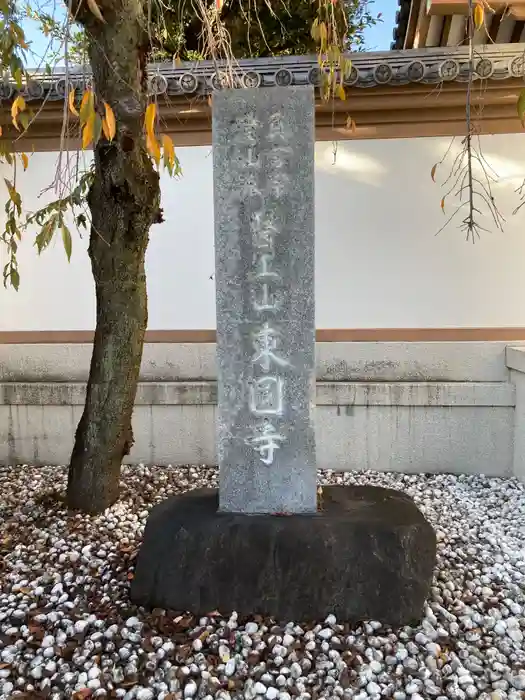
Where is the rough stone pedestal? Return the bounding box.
[131,485,436,624]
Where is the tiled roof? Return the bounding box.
[1,44,524,108]
[392,0,412,50]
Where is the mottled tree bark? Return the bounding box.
[67,0,162,513]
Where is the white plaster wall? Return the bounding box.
[2,133,525,331]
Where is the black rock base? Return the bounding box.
[131,485,436,625]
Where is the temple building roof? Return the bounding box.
[393,0,525,50]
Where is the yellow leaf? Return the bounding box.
[337,84,346,101]
[79,90,94,125]
[82,113,95,149]
[161,133,175,169]
[474,3,484,30]
[87,0,106,22]
[517,88,525,127]
[145,103,156,139]
[68,88,79,117]
[341,57,353,80]
[431,164,437,181]
[146,133,161,165]
[441,197,446,213]
[11,95,26,131]
[319,21,328,49]
[21,153,28,170]
[103,102,116,140]
[311,18,319,41]
[101,117,110,141]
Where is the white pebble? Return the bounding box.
[318,628,333,640]
[184,680,197,698]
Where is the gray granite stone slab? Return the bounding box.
[213,86,316,514]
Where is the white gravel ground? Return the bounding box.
[0,465,524,700]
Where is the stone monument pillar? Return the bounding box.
[132,82,436,624]
[212,86,316,514]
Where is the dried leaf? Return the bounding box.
[11,95,26,131]
[73,689,93,699]
[440,197,446,213]
[345,116,356,133]
[518,88,525,127]
[216,0,223,9]
[474,3,484,30]
[431,163,437,182]
[144,102,156,139]
[20,153,28,170]
[103,102,116,140]
[86,0,105,22]
[0,125,2,136]
[68,88,79,117]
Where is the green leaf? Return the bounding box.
[13,67,23,89]
[76,213,87,229]
[61,223,72,261]
[35,214,58,254]
[18,111,30,131]
[93,114,103,144]
[10,266,20,291]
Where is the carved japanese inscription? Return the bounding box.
[213,87,316,514]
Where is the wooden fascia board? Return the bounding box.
[427,0,525,19]
[1,79,523,150]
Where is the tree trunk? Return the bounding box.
[67,0,161,513]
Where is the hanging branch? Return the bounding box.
[431,0,505,241]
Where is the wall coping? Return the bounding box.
[506,346,525,374]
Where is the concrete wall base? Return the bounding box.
[0,342,523,478]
